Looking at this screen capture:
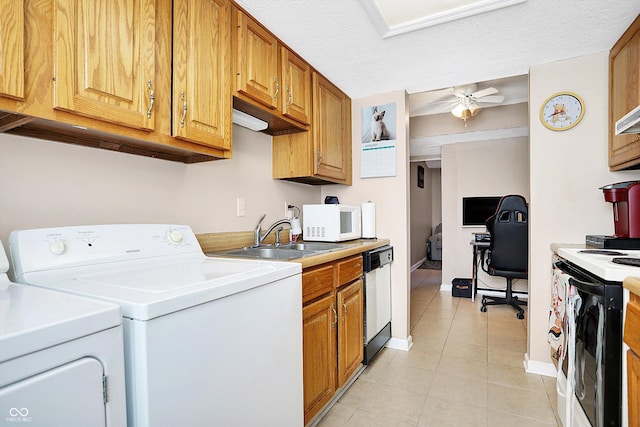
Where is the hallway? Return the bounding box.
[318,268,560,426]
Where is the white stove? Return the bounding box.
[554,246,632,427]
[557,247,640,282]
[8,224,304,427]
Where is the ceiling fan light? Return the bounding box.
[468,102,481,115]
[451,103,466,118]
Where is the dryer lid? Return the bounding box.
[0,284,121,362]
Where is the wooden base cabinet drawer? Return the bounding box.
[625,300,640,355]
[335,255,363,288]
[302,264,334,304]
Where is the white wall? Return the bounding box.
[441,138,530,288]
[527,51,640,367]
[321,90,413,350]
[410,161,432,266]
[431,168,442,225]
[0,126,321,244]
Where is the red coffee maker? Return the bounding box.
[601,181,640,237]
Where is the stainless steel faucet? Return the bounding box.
[253,214,291,247]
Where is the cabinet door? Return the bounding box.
[313,72,351,182]
[281,47,311,125]
[54,0,156,130]
[610,16,640,170]
[337,279,363,388]
[629,350,640,426]
[0,0,24,100]
[303,293,336,424]
[173,0,231,151]
[235,11,278,110]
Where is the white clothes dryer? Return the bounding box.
[0,241,127,427]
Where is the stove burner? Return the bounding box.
[612,257,640,267]
[579,249,627,256]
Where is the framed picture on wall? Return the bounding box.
[418,165,424,188]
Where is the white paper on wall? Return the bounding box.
[360,103,397,178]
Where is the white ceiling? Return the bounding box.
[234,0,640,168]
[234,0,640,100]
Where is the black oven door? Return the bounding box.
[556,260,622,427]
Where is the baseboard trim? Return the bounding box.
[440,283,452,292]
[411,258,426,271]
[386,335,413,352]
[523,353,557,377]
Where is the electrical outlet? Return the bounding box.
[237,198,245,217]
[284,201,291,219]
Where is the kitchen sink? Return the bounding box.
[276,242,344,251]
[207,242,355,260]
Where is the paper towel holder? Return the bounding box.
[361,201,376,239]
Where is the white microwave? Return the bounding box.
[302,204,362,242]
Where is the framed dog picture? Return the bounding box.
[418,165,424,188]
[360,102,397,178]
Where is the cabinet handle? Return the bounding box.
[317,151,322,168]
[146,80,155,119]
[273,76,279,101]
[286,84,292,107]
[342,302,347,322]
[180,92,187,128]
[331,303,337,329]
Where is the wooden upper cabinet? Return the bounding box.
[609,14,640,170]
[173,0,231,151]
[272,71,351,185]
[234,11,278,109]
[313,72,351,182]
[0,0,24,100]
[54,0,156,131]
[281,47,312,125]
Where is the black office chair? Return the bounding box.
[480,195,528,319]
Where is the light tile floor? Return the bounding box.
[318,268,561,427]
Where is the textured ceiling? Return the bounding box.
[233,0,640,100]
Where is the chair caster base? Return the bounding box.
[516,312,524,319]
[480,306,487,312]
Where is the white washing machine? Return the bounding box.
[8,224,303,427]
[0,241,127,427]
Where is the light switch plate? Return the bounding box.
[237,198,245,217]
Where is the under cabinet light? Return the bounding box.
[232,109,268,131]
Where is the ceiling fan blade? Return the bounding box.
[471,87,498,98]
[428,98,459,105]
[476,95,505,103]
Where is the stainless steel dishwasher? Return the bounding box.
[363,245,393,364]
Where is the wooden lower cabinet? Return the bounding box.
[302,256,363,424]
[302,293,336,423]
[337,279,364,387]
[626,291,640,427]
[628,350,640,426]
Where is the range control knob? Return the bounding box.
[166,229,184,245]
[49,240,66,255]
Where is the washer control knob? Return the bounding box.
[167,229,184,244]
[49,240,66,255]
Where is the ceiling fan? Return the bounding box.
[428,84,505,123]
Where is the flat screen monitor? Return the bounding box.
[462,196,502,226]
